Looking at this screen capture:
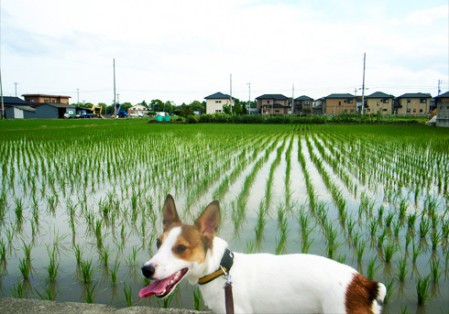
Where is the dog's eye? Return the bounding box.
[174,244,187,254]
[156,239,162,249]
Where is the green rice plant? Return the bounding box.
[14,198,24,225]
[21,240,33,267]
[367,257,378,280]
[123,283,133,306]
[398,198,407,222]
[416,275,430,306]
[74,244,82,265]
[80,259,93,284]
[36,284,56,301]
[255,201,266,242]
[346,217,355,238]
[323,221,339,259]
[111,261,120,285]
[397,257,408,282]
[419,217,431,239]
[85,283,97,303]
[0,189,6,222]
[412,242,420,264]
[19,258,31,280]
[10,281,24,298]
[430,231,441,252]
[407,213,417,231]
[430,258,441,284]
[193,286,203,311]
[95,219,103,249]
[47,246,59,283]
[400,305,410,314]
[356,240,365,265]
[384,279,394,304]
[101,246,110,269]
[383,241,397,264]
[0,239,6,264]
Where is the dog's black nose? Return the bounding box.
[141,264,155,279]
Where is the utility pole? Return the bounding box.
[14,82,18,97]
[438,79,441,96]
[0,0,4,119]
[247,82,251,114]
[77,88,80,104]
[361,53,366,115]
[113,58,117,115]
[229,74,233,112]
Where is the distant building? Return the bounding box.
[435,91,449,127]
[22,94,73,119]
[34,103,76,119]
[256,94,291,115]
[394,93,431,116]
[365,91,395,115]
[22,94,71,105]
[294,95,314,114]
[3,96,36,119]
[128,104,149,117]
[204,92,237,114]
[324,93,356,115]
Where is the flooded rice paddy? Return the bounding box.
[0,120,448,313]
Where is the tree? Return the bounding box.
[190,100,205,113]
[150,99,165,112]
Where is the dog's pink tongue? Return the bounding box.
[139,278,171,298]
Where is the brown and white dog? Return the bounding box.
[140,195,386,313]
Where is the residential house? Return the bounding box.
[294,95,314,114]
[435,91,449,127]
[23,94,71,105]
[2,96,36,119]
[205,92,236,114]
[22,94,73,119]
[324,93,356,115]
[394,93,431,116]
[256,94,291,115]
[313,98,325,115]
[128,104,149,117]
[365,91,395,115]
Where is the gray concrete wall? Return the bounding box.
[0,297,212,314]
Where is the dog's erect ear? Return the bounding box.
[162,194,181,231]
[195,201,220,244]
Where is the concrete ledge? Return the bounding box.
[0,298,212,314]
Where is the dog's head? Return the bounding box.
[139,194,220,298]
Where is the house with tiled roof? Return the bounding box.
[256,94,291,115]
[294,95,314,114]
[2,96,36,119]
[324,93,356,115]
[435,91,449,127]
[394,93,431,116]
[204,92,237,114]
[365,91,395,115]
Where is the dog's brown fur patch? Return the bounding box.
[174,225,208,263]
[345,273,379,314]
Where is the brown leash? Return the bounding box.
[198,249,235,314]
[224,272,234,314]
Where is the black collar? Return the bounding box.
[198,249,234,285]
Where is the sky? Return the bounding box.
[1,0,448,105]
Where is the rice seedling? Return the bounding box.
[193,286,203,311]
[85,283,97,304]
[367,257,378,280]
[123,283,133,306]
[36,284,56,301]
[111,261,120,285]
[416,275,431,306]
[80,259,94,284]
[397,257,408,282]
[47,245,59,283]
[419,217,431,239]
[14,198,24,225]
[384,280,394,304]
[382,241,397,264]
[19,258,31,280]
[430,258,441,284]
[356,240,366,265]
[74,244,82,265]
[10,282,24,298]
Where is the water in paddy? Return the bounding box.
[0,128,448,313]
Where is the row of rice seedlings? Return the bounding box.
[297,134,316,211]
